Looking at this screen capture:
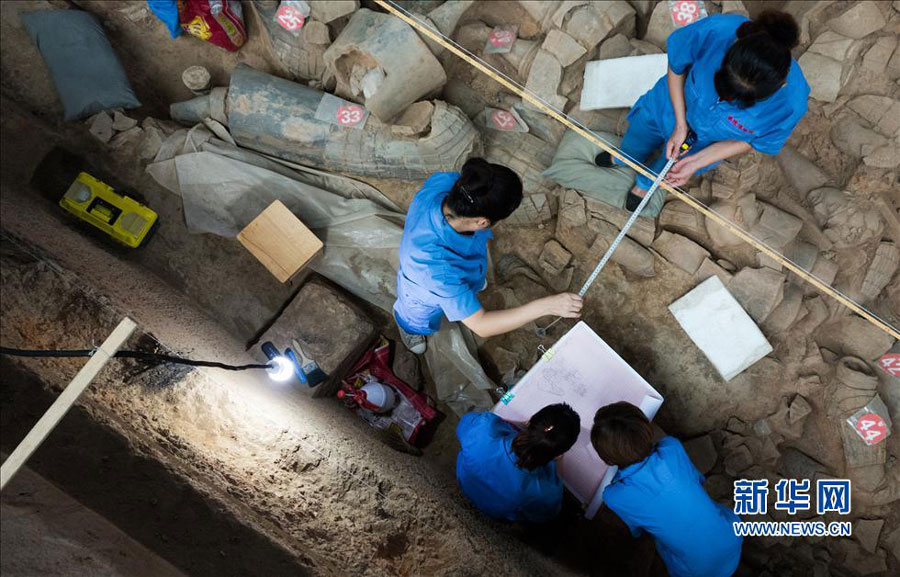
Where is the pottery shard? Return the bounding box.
[651,231,710,275]
[762,284,804,334]
[854,519,884,554]
[659,200,707,243]
[695,257,733,286]
[750,203,803,249]
[643,1,675,51]
[818,316,896,361]
[808,30,860,61]
[847,95,900,137]
[784,241,819,277]
[599,33,632,59]
[584,197,656,247]
[308,0,358,23]
[862,36,898,76]
[705,195,759,249]
[542,29,586,67]
[789,395,813,425]
[538,240,572,276]
[776,145,829,197]
[798,52,844,103]
[391,101,434,137]
[564,2,634,51]
[808,187,884,249]
[88,111,114,143]
[525,49,566,110]
[861,242,899,302]
[590,219,656,277]
[112,110,138,131]
[724,444,754,476]
[831,115,889,157]
[683,435,718,475]
[729,267,786,323]
[826,2,886,40]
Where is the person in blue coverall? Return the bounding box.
[591,402,742,577]
[393,158,582,354]
[456,404,581,523]
[595,11,809,211]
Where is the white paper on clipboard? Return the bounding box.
[492,321,664,519]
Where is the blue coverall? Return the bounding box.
[620,14,810,191]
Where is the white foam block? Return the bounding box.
[492,322,663,519]
[669,276,773,381]
[580,54,669,110]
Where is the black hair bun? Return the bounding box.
[458,157,493,197]
[739,10,799,49]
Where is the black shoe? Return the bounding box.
[625,191,643,212]
[594,151,614,167]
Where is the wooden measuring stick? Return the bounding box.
[375,0,899,340]
[0,317,137,491]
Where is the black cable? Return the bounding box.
[0,347,272,372]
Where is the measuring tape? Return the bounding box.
[538,132,697,335]
[375,0,899,341]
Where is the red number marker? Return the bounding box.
[855,413,888,445]
[878,353,900,376]
[336,104,365,127]
[276,4,305,31]
[671,0,701,26]
[489,29,515,48]
[491,109,517,130]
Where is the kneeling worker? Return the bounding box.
[456,403,580,523]
[393,158,583,354]
[591,402,742,577]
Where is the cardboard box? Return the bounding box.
[237,200,323,283]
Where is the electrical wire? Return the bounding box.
[0,346,272,372]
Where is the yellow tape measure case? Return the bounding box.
[59,172,158,248]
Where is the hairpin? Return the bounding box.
[460,184,475,204]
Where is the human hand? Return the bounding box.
[666,123,689,160]
[664,156,697,187]
[540,293,583,318]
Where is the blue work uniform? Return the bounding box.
[619,14,810,190]
[394,172,490,336]
[603,436,742,577]
[456,412,564,523]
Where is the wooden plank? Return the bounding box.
[237,200,324,283]
[0,317,137,491]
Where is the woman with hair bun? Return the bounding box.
[596,11,810,211]
[393,158,582,354]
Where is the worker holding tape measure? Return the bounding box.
[596,11,810,212]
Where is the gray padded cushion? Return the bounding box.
[542,130,665,218]
[21,10,141,121]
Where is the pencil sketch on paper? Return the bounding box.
[536,364,585,397]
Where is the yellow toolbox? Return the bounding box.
[59,172,158,249]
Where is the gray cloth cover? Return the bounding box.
[542,130,665,218]
[22,10,141,121]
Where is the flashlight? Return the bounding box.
[266,355,295,382]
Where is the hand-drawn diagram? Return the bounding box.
[536,364,585,397]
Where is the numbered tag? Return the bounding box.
[336,104,366,127]
[855,413,888,445]
[483,107,529,132]
[275,1,309,36]
[667,0,707,28]
[878,352,900,376]
[847,398,892,446]
[484,25,517,54]
[314,93,370,130]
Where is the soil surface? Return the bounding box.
[1,1,899,576]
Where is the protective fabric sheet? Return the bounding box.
[146,124,493,414]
